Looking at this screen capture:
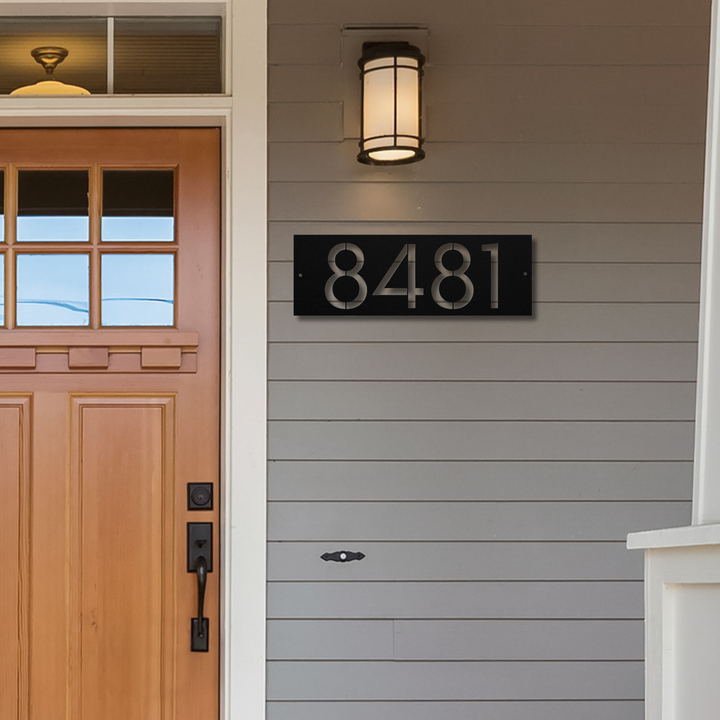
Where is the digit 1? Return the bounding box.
[481,243,498,309]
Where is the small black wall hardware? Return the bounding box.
[294,235,532,316]
[187,522,213,652]
[188,482,213,510]
[321,551,365,563]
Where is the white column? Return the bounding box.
[627,5,720,719]
[694,0,720,525]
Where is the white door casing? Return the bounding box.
[0,2,268,719]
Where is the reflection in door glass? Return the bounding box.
[101,254,174,326]
[0,169,4,242]
[16,254,89,326]
[17,170,89,242]
[102,170,174,242]
[0,254,4,325]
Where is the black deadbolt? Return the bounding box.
[188,482,213,510]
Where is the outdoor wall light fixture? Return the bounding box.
[357,41,425,165]
[11,46,90,95]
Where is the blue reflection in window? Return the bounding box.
[0,254,4,325]
[0,168,4,242]
[101,216,174,242]
[101,254,174,326]
[16,254,89,326]
[102,169,174,242]
[17,216,89,242]
[18,170,89,242]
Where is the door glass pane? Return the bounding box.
[17,170,89,242]
[16,254,89,326]
[0,169,4,242]
[0,254,4,325]
[102,170,174,242]
[101,254,174,326]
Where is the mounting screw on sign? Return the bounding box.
[321,550,365,563]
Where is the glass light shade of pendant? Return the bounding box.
[357,42,425,165]
[11,79,90,96]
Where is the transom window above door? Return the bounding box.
[0,166,176,328]
[0,16,223,95]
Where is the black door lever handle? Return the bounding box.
[195,555,208,638]
[188,522,212,652]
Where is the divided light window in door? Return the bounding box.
[0,167,176,327]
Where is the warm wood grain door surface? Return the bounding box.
[0,129,220,720]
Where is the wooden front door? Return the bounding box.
[0,129,220,720]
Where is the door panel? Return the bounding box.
[0,129,220,720]
[0,396,30,720]
[74,397,174,720]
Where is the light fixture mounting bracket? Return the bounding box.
[30,46,69,75]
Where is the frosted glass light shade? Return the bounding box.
[357,42,425,165]
[11,79,90,95]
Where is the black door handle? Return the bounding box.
[192,555,208,652]
[187,522,212,652]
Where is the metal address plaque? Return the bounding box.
[293,235,532,316]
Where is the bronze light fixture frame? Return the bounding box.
[357,41,426,165]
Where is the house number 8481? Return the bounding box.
[324,242,496,311]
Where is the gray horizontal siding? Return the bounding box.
[269,25,709,66]
[427,101,707,143]
[269,182,703,222]
[268,542,641,581]
[268,0,707,714]
[268,461,693,501]
[269,142,705,183]
[266,581,645,619]
[269,0,709,26]
[267,619,643,660]
[268,502,690,541]
[269,102,344,142]
[269,65,707,105]
[427,26,709,65]
[268,381,695,420]
[269,303,700,342]
[269,343,698,381]
[266,701,643,720]
[266,660,644,700]
[268,420,694,461]
[270,101,707,143]
[269,222,702,263]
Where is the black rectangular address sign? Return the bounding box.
[294,235,532,316]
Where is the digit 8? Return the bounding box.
[431,243,474,310]
[325,243,368,310]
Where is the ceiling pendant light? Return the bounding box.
[357,41,425,165]
[11,46,90,96]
